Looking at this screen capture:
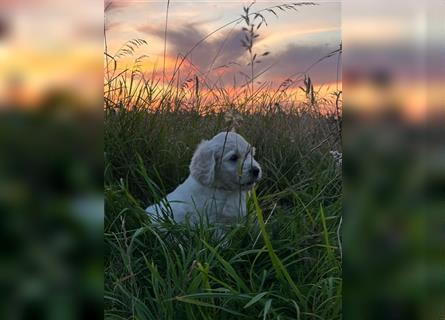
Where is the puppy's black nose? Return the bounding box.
[251,167,260,177]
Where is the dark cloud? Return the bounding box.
[138,22,341,86]
[138,23,248,73]
[0,15,10,40]
[264,44,341,85]
[344,43,445,82]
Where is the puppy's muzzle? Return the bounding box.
[251,166,260,178]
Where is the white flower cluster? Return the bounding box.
[329,150,342,166]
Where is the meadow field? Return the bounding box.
[104,2,342,319]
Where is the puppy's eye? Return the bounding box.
[229,154,239,162]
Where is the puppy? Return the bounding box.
[146,131,262,224]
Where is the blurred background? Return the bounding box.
[0,0,103,319]
[343,0,445,319]
[0,0,444,319]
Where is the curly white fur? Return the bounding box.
[146,131,262,224]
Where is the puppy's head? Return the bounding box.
[190,131,262,191]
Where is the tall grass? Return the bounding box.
[105,1,342,319]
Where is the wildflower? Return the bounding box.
[224,109,243,129]
[329,150,342,166]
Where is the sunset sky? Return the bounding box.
[0,0,103,107]
[2,0,441,120]
[105,0,342,90]
[343,0,445,121]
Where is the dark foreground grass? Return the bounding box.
[104,106,342,319]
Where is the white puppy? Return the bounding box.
[146,131,262,224]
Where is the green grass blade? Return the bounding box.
[176,296,245,316]
[243,292,268,309]
[251,188,306,305]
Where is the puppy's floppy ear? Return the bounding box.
[190,140,216,186]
